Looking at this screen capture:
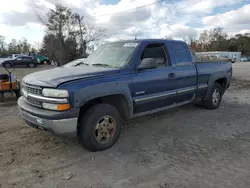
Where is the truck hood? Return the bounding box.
[22,66,120,87]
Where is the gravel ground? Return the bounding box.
[1,64,250,188]
[232,62,250,81]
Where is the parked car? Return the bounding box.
[18,39,232,152]
[240,57,250,62]
[28,52,49,64]
[11,54,22,59]
[0,58,7,65]
[2,55,37,68]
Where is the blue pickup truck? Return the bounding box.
[18,39,232,152]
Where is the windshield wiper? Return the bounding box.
[74,62,89,67]
[92,63,111,68]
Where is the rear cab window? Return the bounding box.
[165,41,193,66]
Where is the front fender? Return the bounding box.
[74,82,133,117]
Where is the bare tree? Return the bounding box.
[36,4,107,63]
[73,13,106,57]
[36,4,75,64]
[0,35,6,53]
[199,30,210,51]
[164,36,173,40]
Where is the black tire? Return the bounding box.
[0,74,9,80]
[4,63,11,68]
[15,82,21,99]
[42,60,49,65]
[0,93,4,102]
[203,82,222,109]
[28,63,35,68]
[79,103,121,152]
[15,90,21,99]
[229,59,235,63]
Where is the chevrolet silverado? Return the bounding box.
[18,39,232,152]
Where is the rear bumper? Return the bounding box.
[18,96,79,137]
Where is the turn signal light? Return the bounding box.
[42,103,70,111]
[57,104,70,111]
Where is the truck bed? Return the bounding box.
[195,61,232,87]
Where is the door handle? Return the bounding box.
[168,73,175,78]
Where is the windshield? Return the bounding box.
[86,42,138,68]
[87,42,138,68]
[63,42,138,68]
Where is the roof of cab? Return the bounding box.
[109,38,185,44]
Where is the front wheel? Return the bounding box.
[203,83,222,109]
[4,63,11,68]
[79,103,121,152]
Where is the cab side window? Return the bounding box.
[171,42,192,66]
[141,43,169,67]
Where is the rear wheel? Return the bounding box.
[42,60,48,65]
[229,59,235,63]
[28,63,35,68]
[203,82,222,109]
[79,103,121,152]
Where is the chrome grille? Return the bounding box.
[22,82,42,95]
[24,97,42,107]
[22,82,43,107]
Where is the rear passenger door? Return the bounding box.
[14,57,26,66]
[165,41,196,103]
[132,43,176,114]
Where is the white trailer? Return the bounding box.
[195,51,241,63]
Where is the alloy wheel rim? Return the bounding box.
[94,115,116,144]
[212,88,220,105]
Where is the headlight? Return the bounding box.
[42,102,70,111]
[42,88,69,98]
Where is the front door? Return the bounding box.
[132,42,176,114]
[14,57,26,67]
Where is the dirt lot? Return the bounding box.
[1,63,250,188]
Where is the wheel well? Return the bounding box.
[78,94,129,119]
[215,78,227,89]
[77,94,129,136]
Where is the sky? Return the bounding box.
[0,0,249,46]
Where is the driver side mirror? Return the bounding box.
[137,58,157,70]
